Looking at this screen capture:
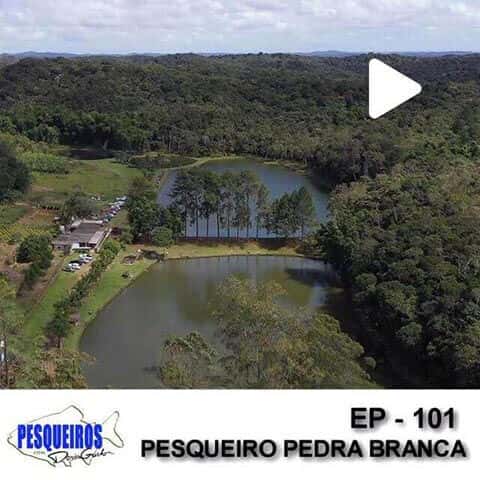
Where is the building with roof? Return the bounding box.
[52,220,111,253]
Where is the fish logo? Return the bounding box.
[7,405,124,467]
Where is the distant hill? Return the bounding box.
[0,54,19,66]
[386,51,474,57]
[304,50,475,58]
[11,51,81,59]
[301,50,361,57]
[0,50,477,61]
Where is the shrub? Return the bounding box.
[120,229,134,245]
[23,262,43,288]
[21,152,70,174]
[152,227,174,247]
[102,239,121,256]
[17,234,53,290]
[16,234,52,264]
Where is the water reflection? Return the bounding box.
[81,256,347,388]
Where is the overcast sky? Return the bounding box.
[1,0,480,54]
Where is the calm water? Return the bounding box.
[81,256,344,388]
[158,157,329,238]
[81,158,348,388]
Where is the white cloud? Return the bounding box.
[0,0,480,53]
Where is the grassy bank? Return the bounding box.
[62,240,301,351]
[23,254,81,342]
[29,158,142,206]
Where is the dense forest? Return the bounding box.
[2,53,480,387]
[0,54,478,183]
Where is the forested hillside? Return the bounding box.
[2,53,480,387]
[1,54,479,183]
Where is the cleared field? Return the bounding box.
[0,224,55,243]
[31,159,142,201]
[0,204,28,224]
[0,204,56,243]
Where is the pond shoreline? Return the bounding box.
[68,153,334,386]
[80,253,340,388]
[66,241,307,351]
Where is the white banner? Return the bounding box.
[0,390,477,479]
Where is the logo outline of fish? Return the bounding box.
[7,405,124,468]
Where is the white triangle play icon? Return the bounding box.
[369,59,422,119]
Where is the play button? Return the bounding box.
[369,59,422,119]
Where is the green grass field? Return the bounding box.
[31,159,142,201]
[0,204,55,243]
[0,204,29,224]
[23,263,81,342]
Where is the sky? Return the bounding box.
[1,0,480,54]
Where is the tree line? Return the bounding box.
[169,169,316,240]
[315,167,480,388]
[126,169,316,244]
[46,240,121,347]
[1,55,479,186]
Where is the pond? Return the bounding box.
[80,256,347,388]
[80,157,351,388]
[157,157,330,238]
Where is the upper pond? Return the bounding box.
[81,158,348,388]
[158,157,330,237]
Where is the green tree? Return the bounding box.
[267,193,297,238]
[170,170,194,237]
[220,172,236,238]
[60,190,97,224]
[200,171,219,238]
[17,234,53,290]
[152,226,174,247]
[255,183,269,239]
[0,278,24,387]
[159,277,373,388]
[163,206,184,240]
[127,177,160,242]
[0,142,31,201]
[293,187,316,238]
[232,173,248,238]
[239,170,259,239]
[47,298,73,348]
[19,348,91,389]
[17,234,52,265]
[160,332,219,388]
[188,170,203,238]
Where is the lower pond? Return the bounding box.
[81,256,349,388]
